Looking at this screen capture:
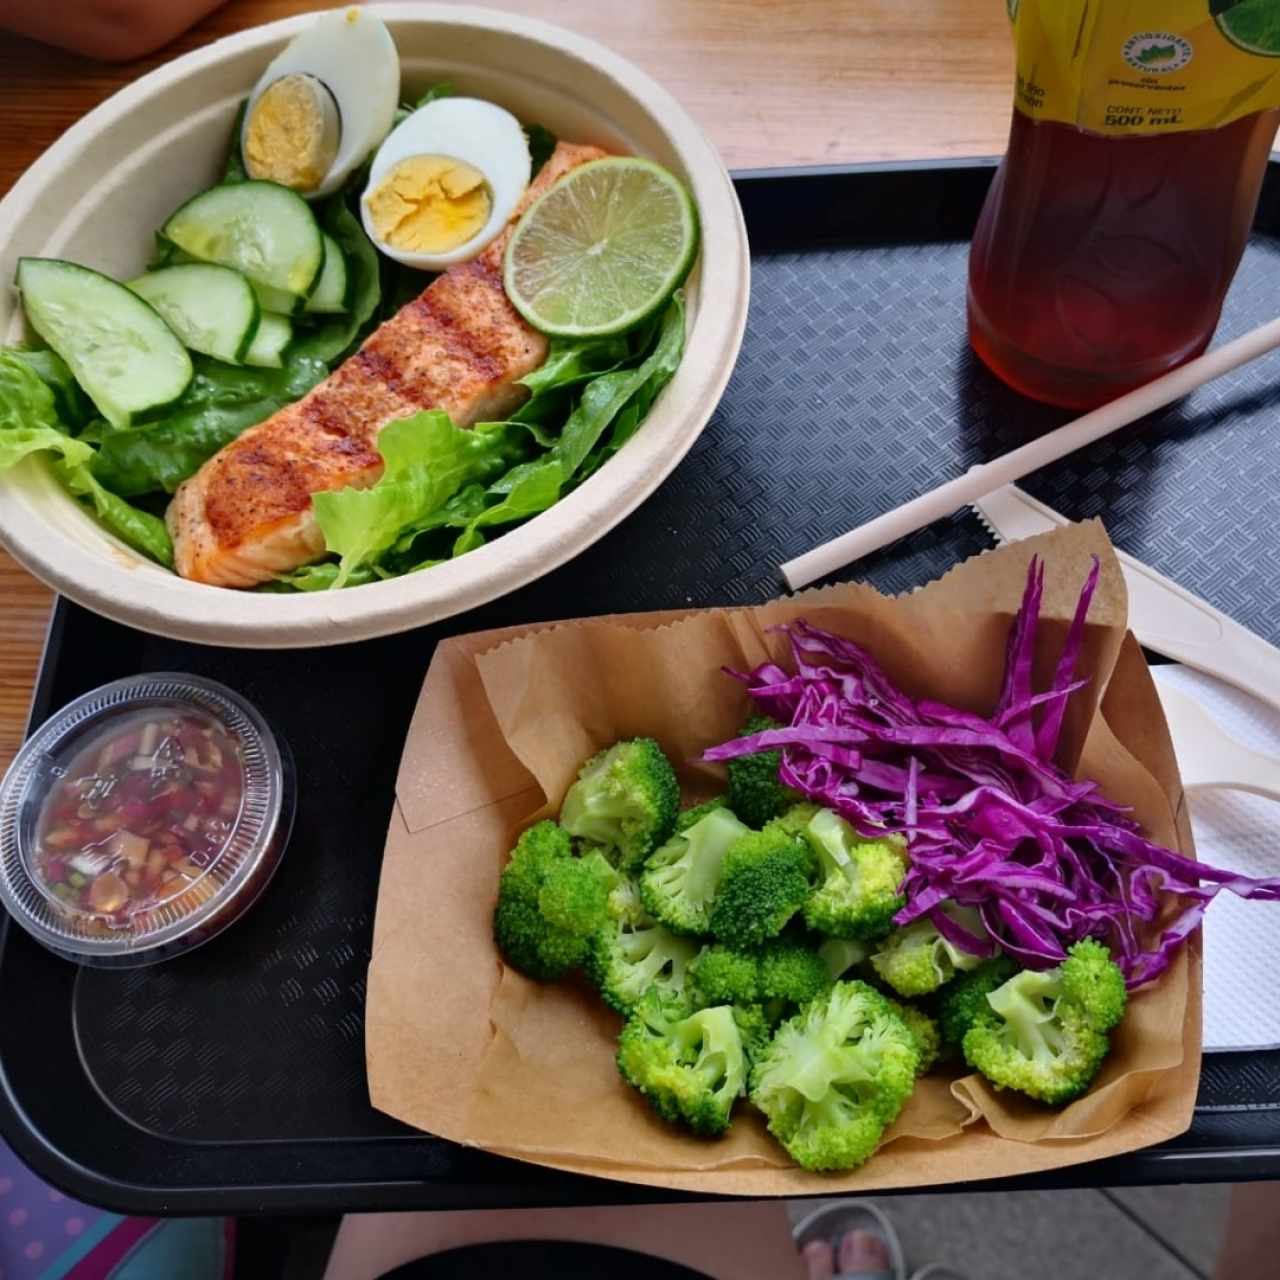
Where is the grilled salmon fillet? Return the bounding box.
[168,142,607,588]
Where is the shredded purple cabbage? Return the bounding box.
[704,556,1280,988]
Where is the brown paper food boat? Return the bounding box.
[366,520,1200,1195]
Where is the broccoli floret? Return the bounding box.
[758,939,832,1006]
[883,997,941,1075]
[689,939,831,1013]
[769,801,821,837]
[538,850,617,934]
[937,955,1018,1046]
[749,980,920,1171]
[560,738,680,871]
[617,991,749,1135]
[962,940,1127,1105]
[589,914,700,1016]
[1058,936,1128,1032]
[869,906,989,998]
[493,822,607,981]
[731,1002,774,1064]
[818,937,870,980]
[689,944,761,1007]
[506,818,573,872]
[493,895,583,983]
[640,807,751,935]
[606,876,648,925]
[676,796,731,833]
[796,807,908,940]
[726,715,802,828]
[708,826,815,948]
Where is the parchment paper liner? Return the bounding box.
[368,521,1198,1194]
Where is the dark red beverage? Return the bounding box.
[968,108,1280,410]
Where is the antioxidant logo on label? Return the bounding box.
[1122,33,1193,73]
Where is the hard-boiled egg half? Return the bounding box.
[361,98,532,271]
[241,8,399,199]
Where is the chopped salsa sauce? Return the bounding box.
[35,709,244,923]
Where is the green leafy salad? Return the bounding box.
[0,83,690,590]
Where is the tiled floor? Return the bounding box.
[789,1184,1231,1280]
[1106,1185,1231,1277]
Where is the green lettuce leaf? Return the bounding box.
[0,353,94,471]
[89,351,328,496]
[555,293,686,477]
[391,80,456,129]
[0,352,173,565]
[451,457,563,555]
[369,485,487,575]
[525,123,557,178]
[516,331,630,404]
[376,460,563,571]
[416,81,455,109]
[56,462,173,567]
[476,417,557,450]
[222,100,250,183]
[390,483,489,546]
[570,309,685,483]
[148,232,181,271]
[311,411,528,587]
[7,348,94,429]
[267,561,379,592]
[576,400,642,484]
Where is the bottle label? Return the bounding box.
[1013,0,1280,134]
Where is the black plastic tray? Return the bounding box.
[4,159,1280,1215]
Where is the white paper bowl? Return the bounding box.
[0,3,749,648]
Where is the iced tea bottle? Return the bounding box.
[968,2,1280,411]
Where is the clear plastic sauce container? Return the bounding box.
[0,674,294,966]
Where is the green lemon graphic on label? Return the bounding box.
[1215,0,1280,56]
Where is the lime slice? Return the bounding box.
[1216,0,1280,56]
[503,157,699,337]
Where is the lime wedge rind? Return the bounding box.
[1215,3,1280,57]
[503,156,700,338]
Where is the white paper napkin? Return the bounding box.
[1150,664,1280,1051]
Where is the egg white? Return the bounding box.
[361,97,532,271]
[243,8,400,199]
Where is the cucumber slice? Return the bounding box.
[16,258,193,429]
[246,238,346,314]
[305,234,350,314]
[244,313,293,368]
[250,279,306,317]
[162,180,324,298]
[127,264,260,364]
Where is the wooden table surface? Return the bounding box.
[0,0,1015,769]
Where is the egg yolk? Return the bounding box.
[243,73,340,193]
[364,156,492,255]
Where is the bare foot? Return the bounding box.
[802,1240,835,1280]
[803,1228,892,1278]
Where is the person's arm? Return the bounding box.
[0,0,229,62]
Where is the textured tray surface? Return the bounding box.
[751,237,1280,642]
[5,166,1280,1208]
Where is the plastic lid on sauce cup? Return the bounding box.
[0,674,295,967]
